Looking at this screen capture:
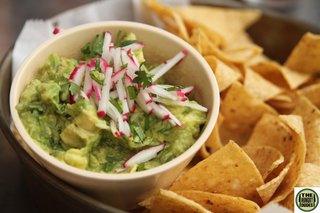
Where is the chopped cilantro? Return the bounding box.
[134,63,153,89]
[81,34,104,59]
[127,86,138,100]
[95,59,101,72]
[90,70,105,85]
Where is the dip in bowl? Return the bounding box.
[10,21,219,209]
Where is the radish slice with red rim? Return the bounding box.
[147,85,178,100]
[122,42,144,52]
[97,66,113,117]
[123,143,166,168]
[69,63,86,86]
[152,50,188,82]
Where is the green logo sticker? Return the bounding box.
[296,188,319,212]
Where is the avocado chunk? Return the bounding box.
[64,148,88,169]
[60,101,102,149]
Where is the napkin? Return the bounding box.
[11,0,190,76]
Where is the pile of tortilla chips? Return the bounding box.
[142,0,320,212]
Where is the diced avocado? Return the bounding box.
[19,79,41,103]
[39,81,60,108]
[61,100,102,149]
[64,148,88,169]
[74,106,102,132]
[123,32,136,41]
[133,49,145,64]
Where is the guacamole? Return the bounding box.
[16,32,207,173]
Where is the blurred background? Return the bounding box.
[0,0,319,212]
[1,0,320,60]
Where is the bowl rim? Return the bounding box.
[10,21,220,181]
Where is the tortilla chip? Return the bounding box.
[144,0,190,41]
[171,5,261,43]
[257,158,292,204]
[285,32,320,73]
[270,115,306,203]
[281,66,311,89]
[246,115,305,204]
[205,55,241,92]
[242,145,284,180]
[150,189,210,213]
[244,68,283,101]
[247,114,296,162]
[220,82,277,145]
[200,114,224,158]
[189,28,218,55]
[266,93,296,114]
[299,82,320,109]
[222,46,263,63]
[251,60,311,89]
[281,163,320,210]
[223,32,257,50]
[292,95,320,166]
[170,141,264,203]
[176,191,260,213]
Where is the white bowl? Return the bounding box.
[10,21,220,210]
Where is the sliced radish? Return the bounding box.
[97,66,113,117]
[158,104,182,127]
[136,91,153,114]
[107,102,122,121]
[118,116,125,136]
[121,50,138,79]
[149,102,169,121]
[147,85,178,100]
[113,48,121,72]
[69,62,86,86]
[156,84,174,89]
[149,63,166,76]
[102,31,112,63]
[110,90,119,99]
[152,50,188,82]
[127,49,140,67]
[124,74,136,112]
[122,42,144,52]
[181,86,194,95]
[116,80,129,114]
[69,94,78,104]
[123,144,166,168]
[154,97,208,112]
[99,57,108,73]
[140,89,152,104]
[83,65,93,97]
[79,90,89,101]
[89,58,96,69]
[92,82,102,101]
[111,68,126,83]
[122,120,131,137]
[110,120,120,138]
[52,27,60,35]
